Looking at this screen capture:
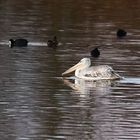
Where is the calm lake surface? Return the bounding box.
[0,0,140,139]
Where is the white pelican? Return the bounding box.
[62,58,122,80]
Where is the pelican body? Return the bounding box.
[62,58,121,80]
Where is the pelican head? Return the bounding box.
[62,58,91,76]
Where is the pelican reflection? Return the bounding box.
[62,77,117,97]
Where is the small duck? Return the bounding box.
[90,48,100,58]
[117,29,127,38]
[9,39,28,48]
[47,36,58,48]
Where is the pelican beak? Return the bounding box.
[62,62,84,76]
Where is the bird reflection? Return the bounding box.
[62,77,117,97]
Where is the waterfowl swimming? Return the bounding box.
[90,48,100,57]
[62,58,121,80]
[117,29,127,38]
[9,39,28,48]
[47,36,58,48]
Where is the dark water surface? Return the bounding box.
[0,0,140,139]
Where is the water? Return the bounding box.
[0,0,139,139]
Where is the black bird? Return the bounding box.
[47,36,58,48]
[90,48,100,58]
[9,39,28,48]
[117,29,127,38]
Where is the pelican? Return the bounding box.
[62,58,122,80]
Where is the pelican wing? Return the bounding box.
[82,65,121,80]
